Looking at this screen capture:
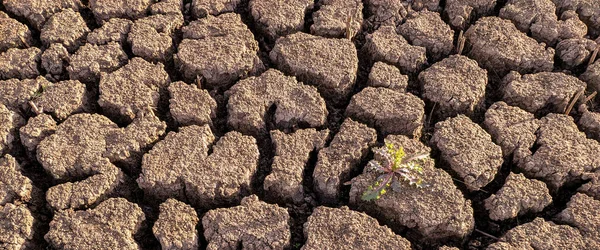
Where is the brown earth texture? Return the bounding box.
[2,0,600,249]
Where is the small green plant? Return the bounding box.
[361,143,429,201]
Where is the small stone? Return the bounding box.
[0,203,35,250]
[0,47,41,80]
[367,62,408,92]
[191,0,241,18]
[19,114,57,152]
[418,55,487,119]
[89,0,152,25]
[226,69,328,136]
[313,118,376,204]
[444,0,497,29]
[270,32,358,101]
[0,12,33,52]
[311,0,363,38]
[42,43,69,76]
[485,173,552,221]
[40,9,90,52]
[3,0,83,30]
[168,81,217,127]
[364,26,427,74]
[67,42,128,83]
[397,10,454,61]
[249,0,313,39]
[0,155,33,206]
[581,60,600,92]
[556,38,598,68]
[0,105,24,156]
[303,206,412,249]
[202,195,291,250]
[31,80,89,120]
[431,115,503,191]
[45,198,146,250]
[87,18,133,45]
[346,87,425,137]
[153,199,199,250]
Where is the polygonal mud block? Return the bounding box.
[578,105,600,141]
[364,26,427,74]
[367,62,408,92]
[0,155,33,206]
[311,0,363,39]
[87,18,133,46]
[270,32,358,102]
[313,118,376,204]
[19,114,57,152]
[68,42,128,83]
[578,172,600,202]
[168,81,217,127]
[0,203,35,250]
[418,55,487,119]
[226,69,328,136]
[98,57,170,123]
[153,199,199,250]
[150,0,183,15]
[502,71,586,115]
[0,12,33,52]
[431,115,503,191]
[303,206,412,249]
[346,87,425,137]
[519,114,600,190]
[3,0,83,30]
[397,10,454,61]
[264,129,329,204]
[0,77,49,111]
[444,0,497,29]
[350,135,475,242]
[484,173,552,221]
[89,0,152,25]
[556,38,598,68]
[42,43,69,76]
[192,0,241,18]
[363,0,407,27]
[0,47,41,80]
[581,60,600,92]
[556,193,600,243]
[31,80,90,120]
[554,0,600,36]
[128,14,184,62]
[465,17,554,77]
[0,105,24,156]
[249,0,313,40]
[45,198,146,250]
[176,13,262,88]
[202,195,290,250]
[40,9,90,53]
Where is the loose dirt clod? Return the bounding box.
[202,195,290,250]
[129,14,184,62]
[465,17,554,77]
[346,87,425,137]
[303,206,412,249]
[3,0,83,30]
[419,55,487,119]
[444,0,497,29]
[398,10,454,61]
[431,115,503,191]
[226,69,328,136]
[168,81,217,127]
[41,43,69,76]
[364,0,408,27]
[367,62,408,92]
[87,18,133,46]
[45,198,146,250]
[556,38,598,68]
[191,0,241,18]
[0,12,33,52]
[89,0,152,25]
[0,155,33,206]
[270,32,358,102]
[153,199,199,250]
[350,135,475,242]
[313,118,377,204]
[19,114,57,152]
[578,105,600,140]
[31,80,90,120]
[555,193,600,244]
[40,9,90,53]
[311,0,363,39]
[554,0,600,36]
[265,129,329,204]
[0,203,35,250]
[364,26,427,74]
[67,42,128,83]
[484,173,552,221]
[249,0,313,40]
[0,47,41,80]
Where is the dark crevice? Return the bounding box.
[250,104,276,200]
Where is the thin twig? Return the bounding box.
[451,177,489,194]
[589,46,600,67]
[427,102,437,127]
[585,91,597,104]
[29,101,42,115]
[565,89,584,115]
[475,229,502,241]
[456,30,465,55]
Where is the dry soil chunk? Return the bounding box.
[311,0,363,38]
[313,119,376,204]
[581,60,600,92]
[67,42,128,83]
[556,38,598,68]
[502,71,586,115]
[40,9,90,52]
[128,14,184,62]
[176,13,262,87]
[19,114,57,152]
[364,26,427,74]
[578,172,600,200]
[578,105,600,140]
[151,0,183,15]
[444,0,497,29]
[153,199,199,250]
[364,0,407,27]
[0,47,41,80]
[520,114,600,189]
[168,81,217,127]
[45,198,145,250]
[202,195,290,250]
[350,135,475,241]
[89,0,152,24]
[3,0,83,30]
[226,69,328,136]
[0,13,33,52]
[0,203,35,250]
[99,57,170,122]
[264,129,328,204]
[192,0,241,18]
[0,105,24,156]
[556,193,600,243]
[431,115,503,191]
[303,206,412,250]
[249,0,313,39]
[484,102,539,162]
[31,80,89,120]
[487,218,595,249]
[0,77,49,110]
[465,17,554,76]
[42,43,69,76]
[419,55,487,119]
[484,173,552,221]
[270,32,358,101]
[87,18,133,45]
[346,87,425,137]
[398,10,454,61]
[367,62,408,92]
[555,0,600,36]
[0,155,32,206]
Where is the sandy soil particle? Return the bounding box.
[153,199,199,250]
